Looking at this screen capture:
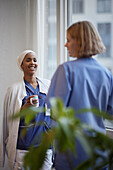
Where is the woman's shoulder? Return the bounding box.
[59,59,77,69]
[6,80,24,94]
[56,60,77,73]
[37,77,50,85]
[8,80,23,88]
[36,77,50,93]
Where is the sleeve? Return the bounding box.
[0,87,14,167]
[107,75,113,115]
[46,64,71,108]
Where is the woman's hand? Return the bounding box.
[21,95,39,110]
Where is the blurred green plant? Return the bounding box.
[12,97,113,170]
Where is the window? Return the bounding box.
[67,0,113,128]
[48,0,56,15]
[97,23,111,58]
[35,0,66,79]
[34,0,113,78]
[97,0,111,13]
[48,44,57,74]
[72,0,84,14]
[48,22,56,39]
[67,0,113,72]
[47,0,57,79]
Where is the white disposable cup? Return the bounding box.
[30,95,39,107]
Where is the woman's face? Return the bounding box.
[21,52,38,75]
[65,32,79,58]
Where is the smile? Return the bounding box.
[28,66,36,70]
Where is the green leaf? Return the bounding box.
[11,107,44,125]
[10,97,113,169]
[23,129,55,170]
[75,107,113,120]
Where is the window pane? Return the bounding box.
[47,0,57,79]
[97,0,111,13]
[48,0,56,15]
[72,0,84,14]
[68,0,113,128]
[98,23,111,58]
[68,0,113,67]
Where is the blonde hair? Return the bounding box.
[67,21,106,58]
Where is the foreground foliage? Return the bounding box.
[12,97,113,170]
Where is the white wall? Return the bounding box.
[0,0,28,169]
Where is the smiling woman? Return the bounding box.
[20,52,38,89]
[0,50,53,170]
[21,53,38,78]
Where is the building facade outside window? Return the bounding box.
[68,0,113,74]
[67,0,113,128]
[98,23,111,58]
[39,0,113,79]
[97,0,112,13]
[72,0,84,14]
[34,0,113,127]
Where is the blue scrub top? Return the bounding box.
[17,80,50,150]
[46,57,113,170]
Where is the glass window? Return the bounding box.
[47,0,57,79]
[67,0,113,67]
[48,22,56,39]
[97,23,111,58]
[72,0,84,14]
[67,0,113,129]
[48,0,56,15]
[48,44,57,74]
[97,0,111,13]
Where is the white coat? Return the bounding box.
[0,77,50,169]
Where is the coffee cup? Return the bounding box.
[30,95,39,107]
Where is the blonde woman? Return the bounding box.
[46,21,113,170]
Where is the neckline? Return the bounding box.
[24,79,39,91]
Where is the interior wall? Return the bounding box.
[0,0,28,169]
